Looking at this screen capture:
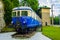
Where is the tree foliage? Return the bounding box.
[54,16,59,25]
[50,16,59,25]
[2,0,19,25]
[20,0,39,11]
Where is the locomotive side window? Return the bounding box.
[17,11,20,16]
[21,11,28,16]
[12,12,16,17]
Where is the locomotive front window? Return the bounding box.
[17,11,20,16]
[21,11,28,16]
[12,12,16,17]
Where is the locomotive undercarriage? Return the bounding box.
[13,21,37,34]
[14,25,37,34]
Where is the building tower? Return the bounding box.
[39,7,51,26]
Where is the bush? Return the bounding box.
[1,26,15,32]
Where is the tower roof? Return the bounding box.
[39,6,50,9]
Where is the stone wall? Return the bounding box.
[0,0,5,32]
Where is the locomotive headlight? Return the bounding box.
[23,21,26,23]
[11,21,13,24]
[23,19,27,24]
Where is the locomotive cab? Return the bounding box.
[12,9,32,17]
[12,11,28,17]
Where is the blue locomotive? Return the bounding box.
[11,6,42,34]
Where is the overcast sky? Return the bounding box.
[38,0,60,16]
[19,0,60,16]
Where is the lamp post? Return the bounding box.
[59,15,60,25]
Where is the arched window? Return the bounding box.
[45,22,47,26]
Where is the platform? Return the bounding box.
[0,32,51,40]
[12,32,35,38]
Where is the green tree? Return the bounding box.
[54,16,59,25]
[2,0,19,25]
[20,0,39,11]
[50,16,59,25]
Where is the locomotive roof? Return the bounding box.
[13,6,33,11]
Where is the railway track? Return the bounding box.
[12,31,36,38]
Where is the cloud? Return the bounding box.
[38,0,60,16]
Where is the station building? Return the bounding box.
[38,7,51,26]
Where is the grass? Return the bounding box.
[42,26,60,40]
[1,27,15,32]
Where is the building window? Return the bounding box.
[0,10,2,13]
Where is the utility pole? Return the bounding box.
[51,4,54,25]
